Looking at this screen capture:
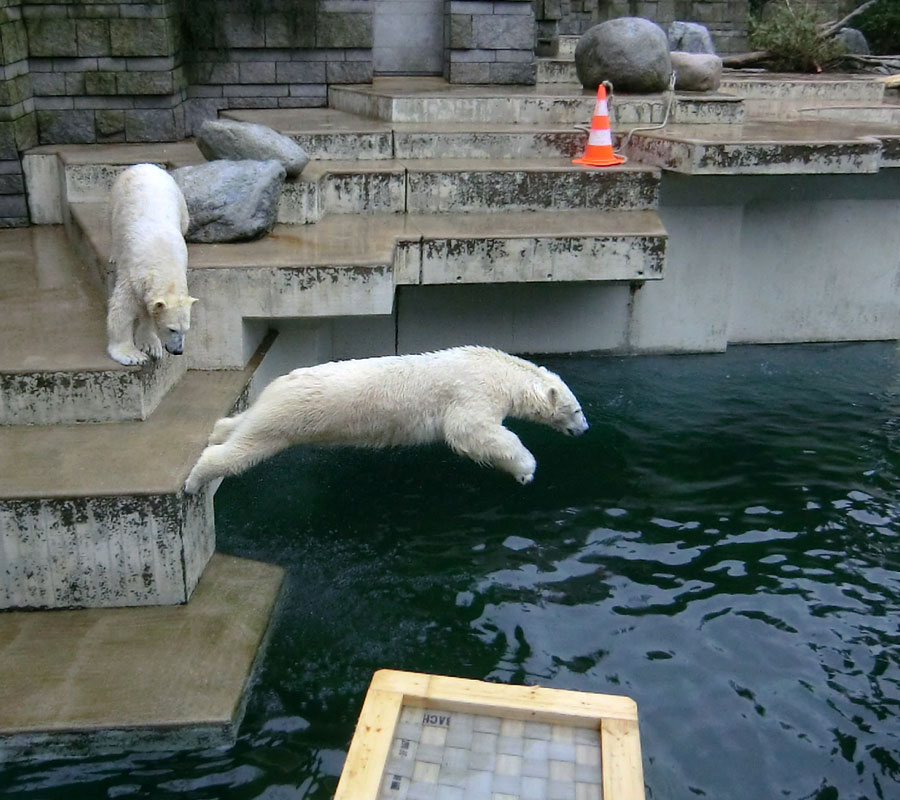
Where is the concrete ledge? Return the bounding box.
[414,210,666,284]
[624,121,891,175]
[0,553,284,758]
[328,77,743,126]
[70,201,666,368]
[223,108,589,160]
[52,148,661,223]
[1,489,215,609]
[0,353,186,425]
[721,73,885,120]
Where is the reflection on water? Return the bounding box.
[2,343,899,800]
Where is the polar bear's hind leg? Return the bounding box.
[208,412,245,445]
[184,432,286,494]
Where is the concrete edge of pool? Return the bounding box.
[0,554,285,762]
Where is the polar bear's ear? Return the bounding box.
[546,386,559,406]
[189,296,199,306]
[151,299,168,312]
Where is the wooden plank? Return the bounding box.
[332,687,402,800]
[374,669,638,723]
[602,717,646,800]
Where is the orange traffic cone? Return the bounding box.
[572,84,626,167]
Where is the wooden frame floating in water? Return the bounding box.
[335,669,645,800]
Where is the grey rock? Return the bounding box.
[172,159,286,243]
[835,27,869,56]
[197,119,309,177]
[575,17,672,94]
[668,21,716,54]
[671,52,723,92]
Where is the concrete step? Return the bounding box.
[623,119,900,175]
[721,73,886,120]
[329,77,744,126]
[537,58,578,85]
[0,340,267,609]
[280,159,659,222]
[224,108,588,160]
[558,35,580,59]
[0,553,283,756]
[46,145,660,224]
[0,226,186,425]
[71,202,667,369]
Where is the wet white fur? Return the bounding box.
[184,346,588,493]
[106,163,195,366]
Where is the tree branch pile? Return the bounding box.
[723,0,899,73]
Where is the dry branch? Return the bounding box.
[819,0,880,39]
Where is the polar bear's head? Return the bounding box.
[529,368,589,437]
[149,294,198,355]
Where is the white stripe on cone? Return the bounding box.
[587,128,613,147]
[593,99,609,117]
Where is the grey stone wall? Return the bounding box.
[444,0,536,84]
[546,0,751,54]
[184,0,373,133]
[24,0,187,145]
[1,0,35,227]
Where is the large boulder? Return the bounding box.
[671,52,723,92]
[575,17,672,93]
[172,159,286,243]
[668,21,716,54]
[197,119,309,177]
[835,27,869,56]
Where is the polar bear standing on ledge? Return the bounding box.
[183,347,588,494]
[107,163,197,366]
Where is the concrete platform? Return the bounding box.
[623,119,900,174]
[328,77,743,126]
[0,553,284,759]
[720,72,887,118]
[0,227,186,425]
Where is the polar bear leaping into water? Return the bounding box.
[183,346,588,494]
[106,163,197,366]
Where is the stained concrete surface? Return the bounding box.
[0,227,111,373]
[0,553,284,756]
[0,365,256,499]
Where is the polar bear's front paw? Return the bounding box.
[511,451,537,485]
[108,344,149,366]
[137,334,164,359]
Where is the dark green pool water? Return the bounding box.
[4,342,900,800]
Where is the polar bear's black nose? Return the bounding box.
[166,344,183,355]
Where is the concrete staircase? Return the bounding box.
[5,80,677,611]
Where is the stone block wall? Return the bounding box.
[24,0,186,144]
[184,0,373,133]
[1,0,35,227]
[550,0,751,54]
[444,0,536,84]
